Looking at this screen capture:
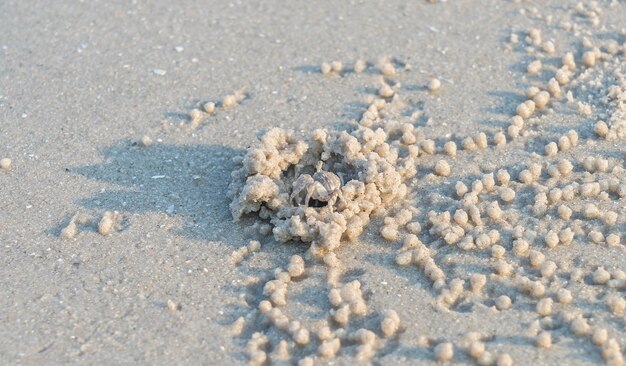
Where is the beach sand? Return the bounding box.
[1,1,625,364]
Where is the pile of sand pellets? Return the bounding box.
[228,96,416,257]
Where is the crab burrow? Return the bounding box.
[228,97,416,258]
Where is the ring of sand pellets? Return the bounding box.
[228,97,414,258]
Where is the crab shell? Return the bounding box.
[310,171,341,201]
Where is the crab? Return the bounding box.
[290,170,343,210]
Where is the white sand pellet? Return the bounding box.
[434,342,454,362]
[428,78,441,92]
[434,160,451,177]
[495,295,512,310]
[536,331,552,348]
[0,158,11,171]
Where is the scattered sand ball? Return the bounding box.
[544,231,559,249]
[544,142,558,157]
[231,246,250,266]
[428,78,441,92]
[222,95,237,109]
[593,267,611,285]
[497,353,514,366]
[526,86,540,99]
[247,240,262,252]
[582,51,596,67]
[0,158,11,171]
[482,174,495,192]
[548,78,562,98]
[270,340,290,362]
[536,331,552,348]
[559,228,574,245]
[473,132,488,149]
[528,250,545,268]
[298,357,314,366]
[406,221,422,234]
[421,139,436,154]
[293,328,310,346]
[493,131,506,146]
[472,180,484,194]
[595,121,609,138]
[518,169,534,184]
[547,188,562,204]
[167,299,179,311]
[495,295,512,310]
[323,253,340,268]
[601,339,624,366]
[496,169,510,186]
[321,62,332,74]
[536,298,553,316]
[539,259,557,277]
[468,341,486,359]
[571,317,591,336]
[507,125,520,140]
[493,260,513,277]
[380,310,401,337]
[603,211,618,226]
[434,160,451,177]
[139,135,153,147]
[60,220,78,240]
[434,342,454,363]
[542,40,555,54]
[570,268,585,283]
[607,295,625,315]
[379,82,395,98]
[287,255,305,277]
[527,59,542,75]
[331,61,343,73]
[230,316,245,336]
[443,141,457,156]
[489,245,505,259]
[510,115,524,129]
[98,211,119,236]
[456,181,469,197]
[558,159,573,176]
[189,108,205,127]
[584,203,601,219]
[318,338,341,358]
[395,250,413,266]
[558,206,573,221]
[606,233,621,246]
[381,225,399,241]
[470,273,487,293]
[555,68,570,85]
[462,136,478,151]
[258,300,272,314]
[203,101,216,114]
[556,288,573,304]
[533,91,551,109]
[527,28,541,46]
[500,187,515,203]
[354,59,367,74]
[592,328,609,346]
[477,352,495,366]
[222,88,247,108]
[562,52,576,70]
[512,239,530,257]
[516,100,536,119]
[530,281,546,298]
[588,230,605,244]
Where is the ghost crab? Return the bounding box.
[290,170,344,210]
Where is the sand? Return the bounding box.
[1,0,625,365]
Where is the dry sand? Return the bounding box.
[1,0,625,365]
